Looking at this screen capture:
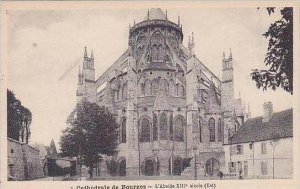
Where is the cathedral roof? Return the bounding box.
[230,108,293,144]
[144,8,166,20]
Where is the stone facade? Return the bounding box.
[224,107,293,179]
[76,8,248,179]
[7,137,44,180]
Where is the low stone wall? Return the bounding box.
[7,137,44,180]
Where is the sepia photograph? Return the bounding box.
[0,1,299,189]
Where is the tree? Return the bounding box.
[7,89,32,143]
[251,7,293,94]
[59,100,119,178]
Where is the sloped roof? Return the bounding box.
[144,8,166,20]
[230,108,293,144]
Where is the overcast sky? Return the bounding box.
[7,5,292,148]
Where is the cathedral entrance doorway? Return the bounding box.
[173,158,183,176]
[144,159,155,176]
[205,158,219,176]
[118,159,126,176]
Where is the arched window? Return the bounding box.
[140,83,145,96]
[169,113,173,141]
[151,79,159,95]
[107,160,117,176]
[168,34,179,53]
[151,32,165,62]
[145,80,151,96]
[234,122,238,132]
[159,44,165,61]
[118,159,126,176]
[137,34,146,62]
[169,157,182,175]
[160,113,168,140]
[176,84,185,97]
[209,118,216,142]
[218,118,222,142]
[199,119,202,143]
[122,83,128,100]
[205,158,220,176]
[174,118,184,142]
[153,113,158,141]
[166,54,172,64]
[140,118,150,142]
[114,90,119,102]
[161,79,169,93]
[169,80,175,96]
[144,159,155,176]
[121,119,126,143]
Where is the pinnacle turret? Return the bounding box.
[229,48,232,60]
[84,46,88,58]
[91,50,94,60]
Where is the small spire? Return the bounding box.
[192,32,194,45]
[229,48,232,59]
[239,91,241,98]
[129,23,131,30]
[165,10,168,20]
[188,35,191,47]
[84,46,87,58]
[178,16,180,26]
[223,52,225,59]
[91,50,94,59]
[78,65,81,76]
[147,9,150,20]
[50,139,55,147]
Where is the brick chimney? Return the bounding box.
[262,102,273,122]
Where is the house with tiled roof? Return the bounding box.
[223,102,293,179]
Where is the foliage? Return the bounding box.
[7,89,32,143]
[59,99,119,178]
[251,7,293,94]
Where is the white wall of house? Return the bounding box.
[224,137,293,179]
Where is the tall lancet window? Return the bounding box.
[121,118,126,143]
[176,84,185,97]
[159,113,168,140]
[199,119,202,143]
[174,117,184,142]
[161,79,169,93]
[122,83,128,100]
[140,118,151,142]
[209,118,216,142]
[151,79,159,95]
[169,113,173,141]
[136,34,146,62]
[145,80,151,96]
[151,32,165,62]
[153,113,158,141]
[218,118,222,142]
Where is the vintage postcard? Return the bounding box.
[0,1,299,189]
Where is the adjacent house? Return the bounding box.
[224,102,293,179]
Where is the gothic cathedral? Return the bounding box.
[76,8,249,179]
